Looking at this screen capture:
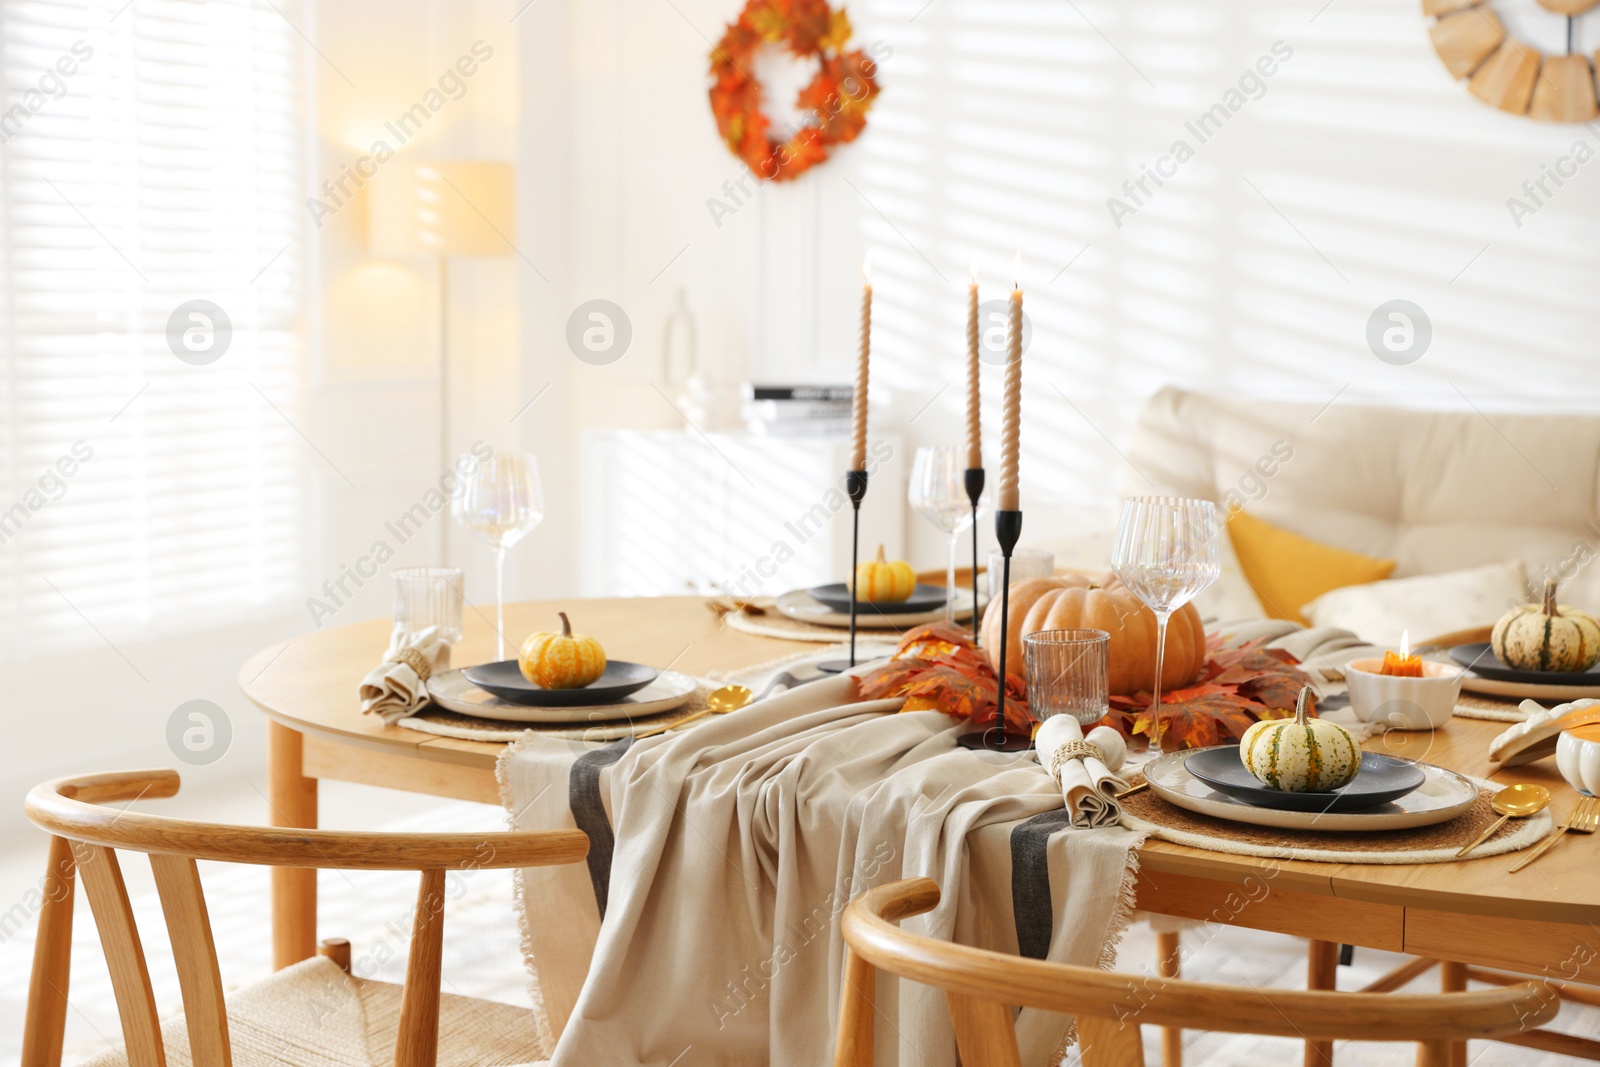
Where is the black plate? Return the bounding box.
[1449,642,1600,685]
[462,660,659,706]
[1184,746,1426,813]
[807,582,948,615]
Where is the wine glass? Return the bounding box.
[1110,496,1221,756]
[452,453,545,660]
[908,445,982,622]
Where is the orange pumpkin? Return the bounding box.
[851,544,917,603]
[981,572,1206,696]
[518,612,607,689]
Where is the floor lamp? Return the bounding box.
[368,160,515,563]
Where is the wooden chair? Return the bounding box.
[1343,953,1600,1065]
[834,878,1558,1067]
[21,769,588,1067]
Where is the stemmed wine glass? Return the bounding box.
[452,453,545,661]
[908,445,985,623]
[1110,496,1221,756]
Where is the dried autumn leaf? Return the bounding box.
[1100,636,1317,749]
[820,8,852,51]
[852,622,1031,732]
[855,657,936,702]
[1129,689,1267,749]
[1237,671,1313,714]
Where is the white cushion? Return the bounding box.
[78,956,547,1067]
[1302,561,1527,648]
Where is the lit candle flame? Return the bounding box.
[969,263,978,285]
[862,254,872,283]
[1012,250,1022,291]
[1400,630,1410,658]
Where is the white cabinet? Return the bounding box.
[581,430,906,598]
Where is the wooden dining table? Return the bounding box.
[241,596,1600,1049]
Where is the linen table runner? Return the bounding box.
[499,672,1145,1067]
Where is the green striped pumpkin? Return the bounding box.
[1491,578,1600,674]
[1239,686,1361,793]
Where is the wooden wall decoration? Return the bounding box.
[1425,0,1600,121]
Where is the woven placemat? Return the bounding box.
[724,606,911,645]
[1454,693,1533,723]
[1120,774,1551,864]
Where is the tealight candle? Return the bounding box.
[1381,630,1424,677]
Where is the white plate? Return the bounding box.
[775,587,984,629]
[426,668,697,723]
[1460,673,1600,701]
[1142,750,1478,831]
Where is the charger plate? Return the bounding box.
[1143,749,1476,831]
[427,668,696,723]
[776,586,981,629]
[1458,673,1600,701]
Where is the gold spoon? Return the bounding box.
[1455,783,1550,858]
[633,684,753,740]
[707,685,753,712]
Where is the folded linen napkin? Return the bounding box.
[1035,715,1131,829]
[359,624,452,725]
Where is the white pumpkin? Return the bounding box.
[1239,686,1362,793]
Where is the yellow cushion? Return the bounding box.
[1227,510,1396,624]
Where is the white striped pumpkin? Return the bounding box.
[1491,578,1600,674]
[1239,686,1361,793]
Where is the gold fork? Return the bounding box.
[1509,795,1600,873]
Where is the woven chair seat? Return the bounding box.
[78,957,547,1067]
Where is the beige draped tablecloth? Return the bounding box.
[499,669,1146,1067]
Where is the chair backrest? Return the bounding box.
[834,877,1557,1067]
[21,769,589,1067]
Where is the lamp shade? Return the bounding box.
[367,160,514,257]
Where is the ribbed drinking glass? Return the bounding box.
[1024,629,1110,727]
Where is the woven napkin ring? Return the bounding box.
[1048,740,1102,786]
[395,646,432,681]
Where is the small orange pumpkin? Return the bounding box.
[851,544,916,603]
[518,612,607,689]
[981,572,1206,696]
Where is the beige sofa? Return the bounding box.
[1048,386,1600,623]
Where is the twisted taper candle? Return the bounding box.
[965,276,981,469]
[998,284,1022,510]
[851,278,872,471]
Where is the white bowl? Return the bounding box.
[1556,725,1600,796]
[1344,658,1464,731]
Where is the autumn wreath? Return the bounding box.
[709,0,883,182]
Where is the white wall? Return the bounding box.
[515,0,1600,576]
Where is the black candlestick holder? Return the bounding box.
[964,467,984,643]
[817,469,869,675]
[958,507,1031,751]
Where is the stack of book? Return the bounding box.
[741,384,853,437]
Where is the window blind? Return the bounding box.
[0,0,305,660]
